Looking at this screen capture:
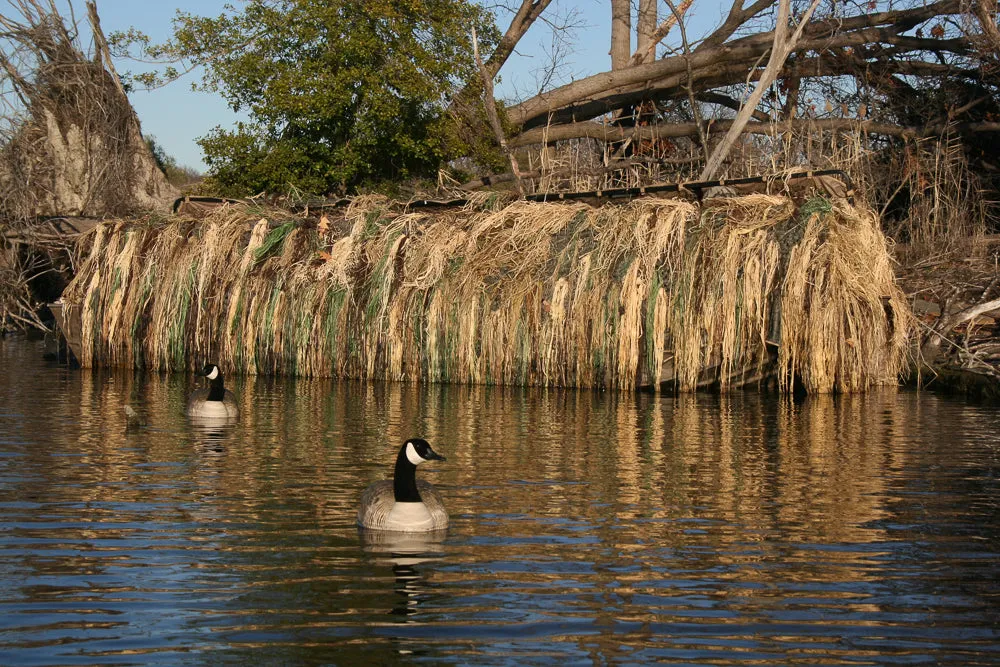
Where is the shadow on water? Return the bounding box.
[0,338,998,664]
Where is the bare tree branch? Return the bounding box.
[629,0,694,66]
[511,45,976,136]
[483,0,553,80]
[86,1,127,102]
[696,91,772,121]
[972,0,1000,51]
[506,0,964,130]
[473,26,524,194]
[699,0,777,50]
[509,117,1000,147]
[700,0,823,179]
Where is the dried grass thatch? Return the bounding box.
[0,1,176,220]
[60,194,911,392]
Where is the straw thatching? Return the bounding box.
[60,194,910,392]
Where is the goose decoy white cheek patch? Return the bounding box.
[406,441,426,465]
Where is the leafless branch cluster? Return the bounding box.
[461,0,999,203]
[0,0,167,221]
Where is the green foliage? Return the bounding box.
[799,196,833,220]
[116,1,498,196]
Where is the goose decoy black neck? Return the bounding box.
[394,438,446,503]
[197,363,227,401]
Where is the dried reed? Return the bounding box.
[61,194,910,392]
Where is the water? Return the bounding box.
[1,339,998,665]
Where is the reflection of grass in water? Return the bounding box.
[63,195,911,392]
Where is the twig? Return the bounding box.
[663,0,707,163]
[472,26,524,196]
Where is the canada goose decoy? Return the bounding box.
[357,438,448,532]
[186,363,239,419]
[124,405,144,432]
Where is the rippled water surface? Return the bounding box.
[1,339,999,665]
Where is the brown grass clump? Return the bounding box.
[669,195,790,390]
[778,199,912,392]
[61,194,910,392]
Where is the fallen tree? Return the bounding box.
[506,0,978,130]
[463,0,999,208]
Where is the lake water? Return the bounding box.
[1,338,998,665]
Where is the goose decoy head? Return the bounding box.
[196,363,221,380]
[357,438,449,531]
[404,438,446,465]
[187,363,238,418]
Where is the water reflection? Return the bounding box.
[0,339,997,664]
[359,528,447,620]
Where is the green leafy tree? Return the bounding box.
[114,0,498,196]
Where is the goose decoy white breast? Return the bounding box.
[186,363,239,419]
[357,438,448,532]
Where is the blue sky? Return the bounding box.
[85,0,726,170]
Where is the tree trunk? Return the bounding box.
[637,0,658,64]
[610,0,631,70]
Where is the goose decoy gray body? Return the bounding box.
[357,438,448,532]
[186,363,239,419]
